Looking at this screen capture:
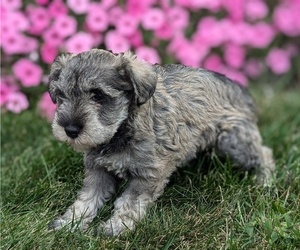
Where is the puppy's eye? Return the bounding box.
[91,89,106,103]
[56,90,66,103]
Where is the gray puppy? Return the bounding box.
[48,49,275,236]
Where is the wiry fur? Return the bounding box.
[48,49,275,236]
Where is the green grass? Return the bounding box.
[1,85,300,249]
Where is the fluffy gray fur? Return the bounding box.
[48,49,275,236]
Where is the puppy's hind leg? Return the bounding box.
[216,118,275,185]
[258,145,275,185]
[49,167,117,231]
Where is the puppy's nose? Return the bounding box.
[64,125,81,139]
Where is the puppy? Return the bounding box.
[48,49,275,236]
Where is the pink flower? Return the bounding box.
[160,0,170,9]
[1,31,24,55]
[0,83,10,106]
[167,6,189,31]
[86,5,109,32]
[224,43,245,69]
[41,43,58,63]
[202,0,222,12]
[104,31,130,53]
[108,6,124,25]
[5,92,29,113]
[128,31,144,48]
[1,27,37,55]
[67,0,89,14]
[0,76,19,106]
[0,83,9,106]
[43,27,64,48]
[194,17,225,48]
[4,11,29,32]
[1,76,19,91]
[48,0,68,18]
[266,48,291,74]
[27,6,51,35]
[174,0,192,8]
[20,36,39,54]
[224,68,248,86]
[245,0,269,21]
[65,32,94,54]
[225,21,253,45]
[155,22,174,40]
[273,4,300,36]
[168,36,204,67]
[38,92,57,121]
[88,32,103,47]
[167,35,187,54]
[192,40,210,62]
[1,0,22,10]
[178,44,203,67]
[136,46,160,64]
[35,0,49,5]
[116,14,139,36]
[217,66,248,86]
[12,59,43,87]
[247,22,275,48]
[0,5,7,20]
[142,8,165,30]
[175,0,221,11]
[244,59,263,78]
[203,54,223,72]
[53,15,77,38]
[0,20,9,36]
[222,0,244,22]
[126,0,153,18]
[99,0,117,10]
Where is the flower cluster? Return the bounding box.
[1,0,299,120]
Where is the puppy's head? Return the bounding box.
[49,49,157,152]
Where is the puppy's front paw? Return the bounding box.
[48,217,69,231]
[48,216,90,232]
[99,216,132,236]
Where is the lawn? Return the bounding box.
[1,84,300,249]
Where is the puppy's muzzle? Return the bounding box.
[64,125,82,139]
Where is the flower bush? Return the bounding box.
[1,0,299,120]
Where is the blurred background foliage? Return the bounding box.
[1,0,299,120]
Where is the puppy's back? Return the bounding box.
[154,64,257,121]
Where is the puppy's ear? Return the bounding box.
[48,53,74,103]
[116,51,157,106]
